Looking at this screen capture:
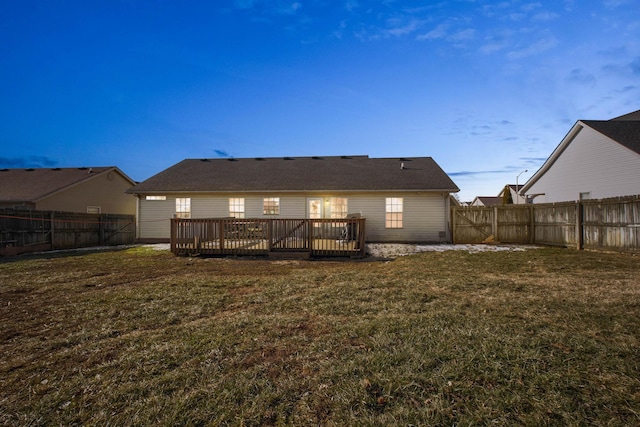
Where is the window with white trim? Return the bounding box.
[87,206,101,214]
[263,197,280,215]
[385,197,403,228]
[330,197,348,218]
[175,198,191,218]
[146,195,167,200]
[229,198,245,218]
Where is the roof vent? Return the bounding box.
[200,158,210,162]
[0,168,9,172]
[283,157,294,160]
[78,167,88,170]
[312,156,323,160]
[227,158,238,161]
[341,156,352,159]
[51,168,62,171]
[401,162,405,169]
[25,168,35,172]
[255,157,265,161]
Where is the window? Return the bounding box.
[146,195,167,201]
[330,197,348,218]
[385,197,403,228]
[263,197,280,215]
[308,199,322,219]
[87,206,101,214]
[175,198,191,218]
[229,198,245,218]
[580,192,591,200]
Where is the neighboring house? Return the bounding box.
[126,155,460,243]
[470,196,501,207]
[0,167,137,215]
[520,110,640,203]
[498,184,527,204]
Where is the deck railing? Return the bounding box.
[170,217,366,258]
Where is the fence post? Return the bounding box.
[529,205,535,244]
[451,207,457,244]
[99,214,105,246]
[576,201,583,250]
[50,212,55,250]
[492,206,498,242]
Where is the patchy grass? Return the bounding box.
[1,246,639,426]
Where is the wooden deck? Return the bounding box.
[170,217,366,258]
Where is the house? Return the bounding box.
[520,110,640,203]
[0,167,137,215]
[470,196,501,207]
[498,184,527,204]
[127,155,459,243]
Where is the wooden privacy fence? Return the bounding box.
[0,209,136,256]
[171,217,366,258]
[452,195,640,251]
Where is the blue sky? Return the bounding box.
[1,0,638,201]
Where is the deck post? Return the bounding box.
[359,218,366,257]
[219,219,224,251]
[170,218,176,254]
[308,220,313,256]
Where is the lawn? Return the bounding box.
[1,246,639,426]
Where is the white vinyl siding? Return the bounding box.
[527,125,640,203]
[138,198,174,239]
[137,193,449,242]
[349,193,448,242]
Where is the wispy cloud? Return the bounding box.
[565,68,597,86]
[448,167,521,177]
[532,11,559,21]
[449,28,476,42]
[382,18,423,37]
[0,156,58,168]
[213,149,231,158]
[521,3,543,13]
[345,1,358,12]
[631,57,640,75]
[416,23,449,40]
[603,0,633,7]
[234,0,257,10]
[507,33,557,59]
[233,0,302,15]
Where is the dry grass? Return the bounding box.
[1,246,639,426]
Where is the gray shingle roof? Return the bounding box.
[0,167,126,202]
[582,120,640,155]
[128,156,459,193]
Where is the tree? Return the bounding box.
[502,185,513,205]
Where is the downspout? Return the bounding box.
[135,194,141,241]
[445,193,451,243]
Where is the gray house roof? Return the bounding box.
[128,156,459,194]
[581,120,640,155]
[0,167,134,203]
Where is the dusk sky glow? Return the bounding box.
[1,0,639,201]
